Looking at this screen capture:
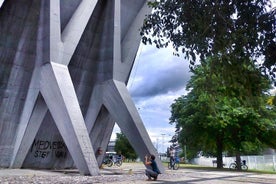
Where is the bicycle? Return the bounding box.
[168,157,180,170]
[113,157,123,167]
[102,157,113,167]
[102,155,123,167]
[229,160,248,171]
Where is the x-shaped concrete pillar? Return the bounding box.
[10,0,99,175]
[10,0,164,175]
[84,1,164,173]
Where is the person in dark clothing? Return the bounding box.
[144,154,160,181]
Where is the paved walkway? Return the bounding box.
[1,163,276,183]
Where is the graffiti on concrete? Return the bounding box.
[30,139,67,159]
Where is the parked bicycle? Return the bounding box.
[102,157,113,167]
[113,157,123,166]
[168,156,180,170]
[229,160,248,171]
[102,154,123,167]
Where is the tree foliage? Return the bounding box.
[141,0,276,169]
[140,0,276,81]
[114,132,138,161]
[170,57,276,169]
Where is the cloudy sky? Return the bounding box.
[112,43,192,153]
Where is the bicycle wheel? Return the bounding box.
[106,159,113,167]
[241,164,248,171]
[168,162,172,169]
[115,160,122,167]
[173,163,179,170]
[229,163,237,170]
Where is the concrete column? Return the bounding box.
[10,94,48,168]
[102,80,165,173]
[40,62,99,176]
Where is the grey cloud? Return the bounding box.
[130,65,189,98]
[128,45,191,100]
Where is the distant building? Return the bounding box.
[107,141,115,153]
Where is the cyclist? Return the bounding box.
[169,147,175,168]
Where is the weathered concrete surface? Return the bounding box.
[0,0,164,176]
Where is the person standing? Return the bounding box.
[144,154,160,181]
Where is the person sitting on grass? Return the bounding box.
[144,154,160,181]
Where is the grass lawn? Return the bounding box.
[162,162,276,174]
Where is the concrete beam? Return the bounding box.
[10,94,48,168]
[40,62,99,176]
[102,79,165,173]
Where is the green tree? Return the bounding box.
[141,1,276,169]
[114,132,138,161]
[140,0,276,81]
[170,58,276,169]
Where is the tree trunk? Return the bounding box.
[216,136,224,168]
